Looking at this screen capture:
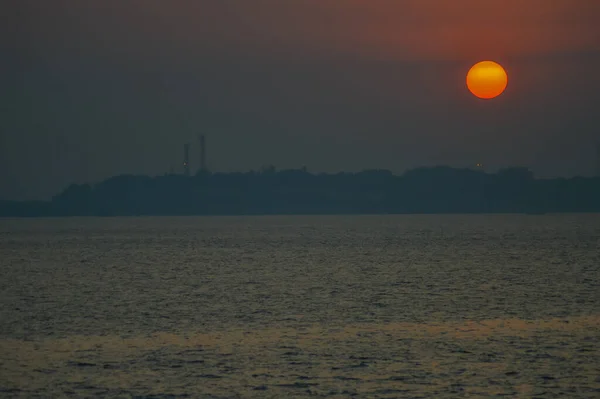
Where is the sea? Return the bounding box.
[0,214,599,398]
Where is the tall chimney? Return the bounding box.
[596,142,600,177]
[199,134,206,172]
[183,143,190,176]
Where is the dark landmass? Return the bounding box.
[2,166,600,217]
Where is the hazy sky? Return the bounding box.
[2,0,600,200]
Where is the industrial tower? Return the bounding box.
[183,143,190,176]
[596,142,600,177]
[198,134,206,172]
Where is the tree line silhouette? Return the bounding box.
[2,166,599,216]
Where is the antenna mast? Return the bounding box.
[183,143,190,176]
[198,134,206,172]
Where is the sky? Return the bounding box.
[2,0,600,200]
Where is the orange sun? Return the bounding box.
[466,61,508,99]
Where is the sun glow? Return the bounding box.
[466,61,508,99]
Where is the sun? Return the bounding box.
[466,61,508,99]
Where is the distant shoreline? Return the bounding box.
[5,210,600,219]
[2,166,599,217]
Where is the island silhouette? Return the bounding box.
[2,166,599,217]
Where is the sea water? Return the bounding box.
[0,214,599,397]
